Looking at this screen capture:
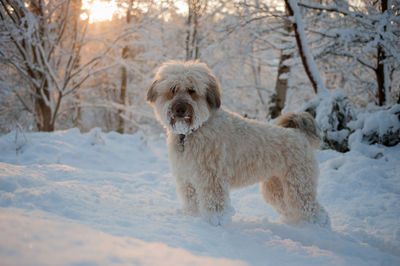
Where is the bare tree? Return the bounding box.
[237,0,327,117]
[185,0,207,60]
[298,0,400,106]
[117,0,134,134]
[0,0,103,131]
[375,0,389,106]
[71,0,83,127]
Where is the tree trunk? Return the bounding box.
[192,7,199,60]
[34,87,54,132]
[74,92,82,128]
[29,0,53,131]
[376,46,387,106]
[250,44,267,114]
[376,0,389,106]
[72,0,83,128]
[186,0,193,60]
[269,51,291,119]
[118,48,128,134]
[269,8,292,119]
[186,0,201,61]
[117,0,133,134]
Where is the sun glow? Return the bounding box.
[80,0,120,24]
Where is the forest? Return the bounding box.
[1,1,400,264]
[1,0,399,152]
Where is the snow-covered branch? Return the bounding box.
[297,1,375,26]
[286,0,328,96]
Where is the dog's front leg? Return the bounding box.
[197,176,233,226]
[176,177,199,216]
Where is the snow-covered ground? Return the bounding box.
[0,128,399,265]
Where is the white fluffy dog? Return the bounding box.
[147,60,330,227]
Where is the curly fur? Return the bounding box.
[147,60,330,227]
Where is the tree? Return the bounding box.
[298,0,400,106]
[237,0,328,118]
[71,0,83,128]
[284,0,328,96]
[77,0,178,133]
[269,6,292,119]
[185,0,207,60]
[0,0,102,131]
[117,0,134,134]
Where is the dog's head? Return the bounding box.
[147,61,221,134]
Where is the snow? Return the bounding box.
[0,209,244,266]
[354,105,400,138]
[312,89,352,131]
[1,128,400,265]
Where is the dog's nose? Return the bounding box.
[175,103,187,117]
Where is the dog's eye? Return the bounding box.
[170,86,177,94]
[187,88,196,95]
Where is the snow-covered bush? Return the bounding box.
[349,104,400,147]
[302,89,355,152]
[302,90,400,153]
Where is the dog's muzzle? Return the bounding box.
[170,101,194,125]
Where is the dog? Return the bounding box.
[147,60,330,227]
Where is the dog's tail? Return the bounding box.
[276,112,321,149]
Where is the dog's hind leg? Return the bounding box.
[281,176,318,224]
[280,169,330,227]
[260,176,287,217]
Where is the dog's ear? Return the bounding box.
[146,80,158,103]
[206,73,221,109]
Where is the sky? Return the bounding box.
[81,0,188,23]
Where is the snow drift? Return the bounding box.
[0,128,399,265]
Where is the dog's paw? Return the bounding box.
[311,207,331,229]
[204,212,231,226]
[203,206,235,226]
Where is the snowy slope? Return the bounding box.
[0,128,399,265]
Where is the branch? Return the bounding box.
[35,42,62,92]
[285,0,328,95]
[0,50,41,88]
[15,92,33,113]
[0,0,18,24]
[331,51,376,70]
[297,1,376,26]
